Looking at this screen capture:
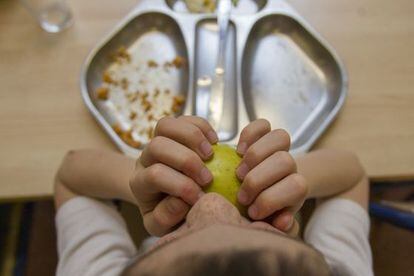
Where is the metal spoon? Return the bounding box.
[207,0,232,130]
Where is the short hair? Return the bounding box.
[133,248,331,276]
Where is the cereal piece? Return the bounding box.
[172,56,186,68]
[142,100,152,112]
[142,91,149,99]
[122,130,141,148]
[164,89,170,95]
[112,124,123,135]
[96,87,109,100]
[172,104,181,113]
[127,139,142,149]
[103,71,114,84]
[173,95,185,105]
[163,110,171,117]
[163,61,173,68]
[129,111,137,120]
[121,78,129,90]
[127,93,139,103]
[117,46,131,63]
[154,88,160,98]
[148,114,154,121]
[171,95,185,113]
[148,60,158,68]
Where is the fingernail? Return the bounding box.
[238,189,249,205]
[207,130,219,144]
[237,142,247,155]
[236,163,249,179]
[248,205,258,219]
[200,141,213,157]
[284,215,294,231]
[200,167,213,185]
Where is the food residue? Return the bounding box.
[129,111,137,120]
[147,60,158,68]
[96,87,109,100]
[172,56,186,68]
[98,46,187,148]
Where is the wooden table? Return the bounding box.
[1,0,413,201]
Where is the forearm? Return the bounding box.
[54,149,137,209]
[296,149,365,200]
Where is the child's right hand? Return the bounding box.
[129,116,218,236]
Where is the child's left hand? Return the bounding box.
[235,119,309,232]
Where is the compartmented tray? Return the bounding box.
[80,0,347,157]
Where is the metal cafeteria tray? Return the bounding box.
[80,0,347,157]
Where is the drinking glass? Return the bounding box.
[20,0,73,33]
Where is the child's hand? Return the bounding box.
[235,119,309,232]
[129,116,218,236]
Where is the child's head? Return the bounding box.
[123,193,330,276]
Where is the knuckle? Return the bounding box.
[180,179,197,198]
[155,117,172,134]
[147,136,164,153]
[240,126,253,139]
[197,116,210,125]
[272,129,291,147]
[145,164,164,184]
[244,147,260,166]
[190,127,204,140]
[180,153,199,174]
[290,173,309,198]
[255,193,273,216]
[244,173,259,194]
[258,119,271,131]
[277,151,296,171]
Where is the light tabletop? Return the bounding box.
[1,0,413,201]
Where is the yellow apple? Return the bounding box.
[203,144,247,216]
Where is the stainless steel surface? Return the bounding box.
[208,0,232,135]
[81,0,347,156]
[166,0,268,14]
[195,19,238,141]
[242,14,345,150]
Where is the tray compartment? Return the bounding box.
[84,12,189,152]
[166,0,268,14]
[194,19,238,141]
[241,14,344,148]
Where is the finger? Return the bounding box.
[143,196,190,237]
[286,218,300,237]
[140,136,213,186]
[237,119,271,155]
[178,115,218,144]
[238,151,297,206]
[236,129,291,180]
[154,116,214,160]
[271,210,293,232]
[247,173,308,220]
[271,209,302,233]
[130,163,204,214]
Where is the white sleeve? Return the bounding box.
[304,198,373,276]
[56,197,137,276]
